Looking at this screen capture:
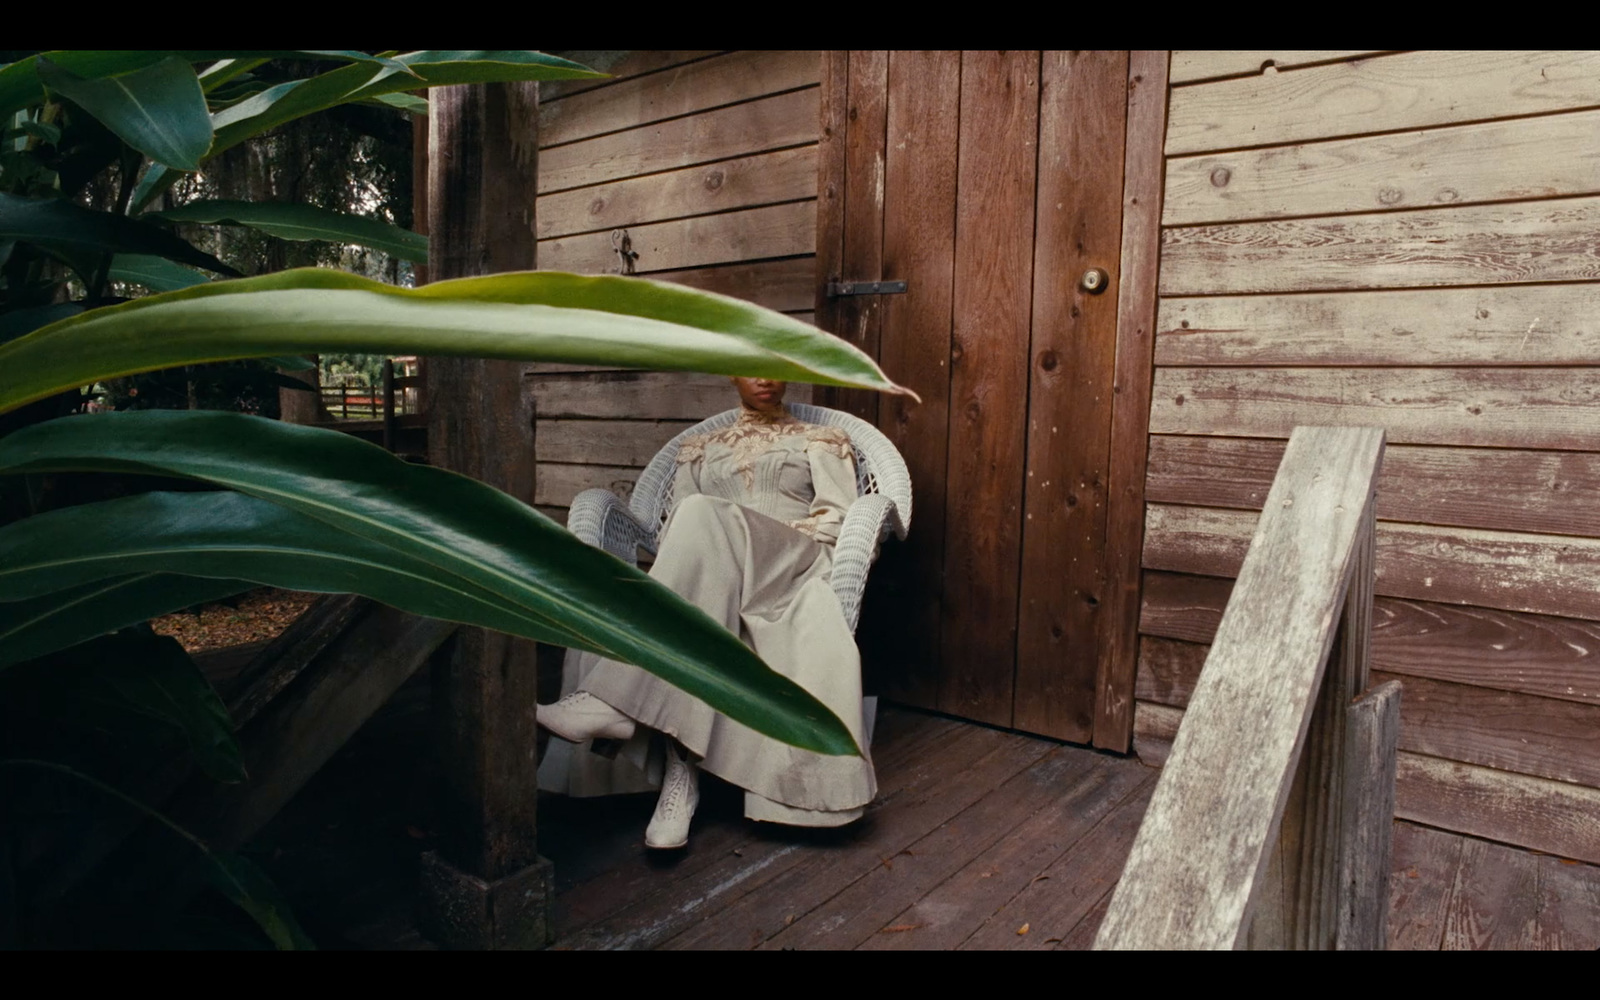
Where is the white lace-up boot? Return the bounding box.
[536,691,636,743]
[645,743,699,850]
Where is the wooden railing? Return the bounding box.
[1095,426,1402,950]
[319,359,424,452]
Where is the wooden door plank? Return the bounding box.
[537,145,817,240]
[1147,435,1600,538]
[938,50,1040,727]
[812,49,849,353]
[858,49,961,709]
[1442,837,1543,950]
[1396,751,1600,865]
[766,745,1110,950]
[538,199,814,274]
[1160,196,1600,295]
[538,88,819,194]
[1141,570,1600,708]
[1155,285,1600,367]
[960,778,1158,949]
[535,419,694,466]
[1169,51,1389,86]
[817,50,888,424]
[1166,108,1600,225]
[1167,51,1600,155]
[858,757,1152,951]
[1096,50,1170,752]
[1387,820,1465,950]
[1144,502,1600,623]
[539,50,819,148]
[1150,367,1600,451]
[657,727,1056,950]
[540,52,723,102]
[1013,51,1129,742]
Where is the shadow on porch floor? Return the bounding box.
[250,681,1600,950]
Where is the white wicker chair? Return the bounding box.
[565,403,912,632]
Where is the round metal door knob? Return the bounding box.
[1080,268,1110,294]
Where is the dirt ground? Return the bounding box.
[149,588,320,653]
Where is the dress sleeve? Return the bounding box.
[788,428,857,546]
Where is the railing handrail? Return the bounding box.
[1095,425,1394,950]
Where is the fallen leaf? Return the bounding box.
[1407,868,1420,879]
[1559,858,1581,865]
[881,857,893,870]
[881,924,924,933]
[784,914,796,926]
[1017,923,1030,935]
[1045,937,1062,944]
[1032,875,1051,883]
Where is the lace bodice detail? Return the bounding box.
[671,406,857,544]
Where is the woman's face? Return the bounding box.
[731,376,786,412]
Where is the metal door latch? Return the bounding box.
[827,280,908,297]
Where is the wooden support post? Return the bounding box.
[1338,679,1402,950]
[381,358,396,452]
[416,80,552,951]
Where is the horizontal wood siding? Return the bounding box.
[1141,51,1600,861]
[533,52,823,520]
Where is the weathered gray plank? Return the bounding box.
[1165,108,1600,224]
[1168,51,1389,86]
[528,371,738,420]
[1140,571,1600,708]
[1143,502,1600,623]
[1167,51,1600,155]
[1146,435,1600,538]
[537,145,817,240]
[539,200,815,274]
[1097,426,1385,949]
[535,419,692,467]
[540,52,722,102]
[1161,197,1600,295]
[1338,680,1401,950]
[1396,751,1600,865]
[539,50,818,148]
[1149,367,1600,451]
[539,88,818,194]
[534,462,640,508]
[1155,285,1600,367]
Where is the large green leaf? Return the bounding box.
[343,50,605,101]
[0,413,863,757]
[150,200,427,262]
[133,51,603,210]
[0,268,913,414]
[36,56,212,172]
[0,573,255,668]
[0,192,240,282]
[0,759,314,949]
[0,489,594,660]
[108,253,209,292]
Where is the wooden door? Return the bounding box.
[816,51,1165,749]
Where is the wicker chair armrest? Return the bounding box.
[567,488,655,566]
[831,493,900,633]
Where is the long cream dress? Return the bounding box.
[536,405,877,826]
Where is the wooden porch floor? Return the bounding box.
[251,683,1600,950]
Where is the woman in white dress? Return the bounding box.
[536,376,876,849]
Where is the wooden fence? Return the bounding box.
[1096,426,1401,949]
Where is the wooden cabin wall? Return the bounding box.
[1134,51,1600,864]
[530,51,822,523]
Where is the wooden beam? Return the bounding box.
[1096,51,1170,752]
[420,80,552,950]
[1096,426,1385,949]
